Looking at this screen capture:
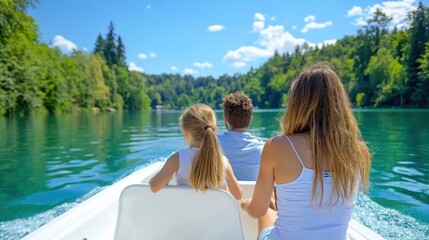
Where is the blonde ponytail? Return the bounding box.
[179,104,225,192]
[189,126,225,191]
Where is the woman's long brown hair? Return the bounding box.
[281,63,371,206]
[179,104,224,192]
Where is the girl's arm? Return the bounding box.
[225,161,243,200]
[149,152,179,193]
[241,139,276,218]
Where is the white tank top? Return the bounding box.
[175,147,227,187]
[270,136,355,240]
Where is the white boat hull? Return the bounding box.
[22,162,384,240]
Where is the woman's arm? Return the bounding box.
[241,139,276,218]
[225,161,243,200]
[149,152,179,192]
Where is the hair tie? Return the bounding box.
[204,125,212,131]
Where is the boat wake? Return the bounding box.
[0,186,105,240]
[353,193,429,240]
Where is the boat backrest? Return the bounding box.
[114,184,245,240]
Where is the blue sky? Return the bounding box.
[28,0,427,77]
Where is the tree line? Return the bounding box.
[145,3,429,109]
[1,1,428,116]
[0,0,150,116]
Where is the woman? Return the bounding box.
[241,63,371,240]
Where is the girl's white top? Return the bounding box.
[175,147,227,188]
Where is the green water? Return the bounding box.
[0,109,428,239]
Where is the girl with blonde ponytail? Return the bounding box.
[150,104,242,200]
[241,63,371,240]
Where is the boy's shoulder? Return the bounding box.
[218,131,264,141]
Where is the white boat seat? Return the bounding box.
[114,184,245,240]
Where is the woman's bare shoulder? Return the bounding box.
[264,135,288,153]
[268,135,288,145]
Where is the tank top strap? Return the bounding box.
[283,135,305,168]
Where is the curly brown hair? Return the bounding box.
[221,91,253,130]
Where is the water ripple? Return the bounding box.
[354,194,429,240]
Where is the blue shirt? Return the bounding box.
[218,131,265,181]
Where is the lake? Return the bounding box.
[0,109,428,239]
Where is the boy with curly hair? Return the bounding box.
[218,91,265,181]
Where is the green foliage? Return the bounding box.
[365,47,406,106]
[416,42,429,106]
[406,1,429,106]
[177,94,192,108]
[1,2,429,116]
[127,71,151,110]
[93,34,105,55]
[356,93,366,107]
[0,0,40,115]
[36,45,69,113]
[117,36,126,67]
[86,54,110,109]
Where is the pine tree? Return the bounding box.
[104,21,117,67]
[407,1,429,105]
[93,33,105,55]
[117,36,126,67]
[366,8,392,49]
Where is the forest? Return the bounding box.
[1,0,429,116]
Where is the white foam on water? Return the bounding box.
[353,193,429,240]
[0,186,105,240]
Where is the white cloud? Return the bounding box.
[253,12,265,32]
[304,15,316,23]
[292,25,297,30]
[347,6,363,16]
[270,16,276,21]
[223,46,272,68]
[147,5,150,9]
[347,0,417,28]
[253,21,265,33]
[317,39,337,48]
[51,35,77,52]
[232,62,246,68]
[138,52,156,59]
[193,62,213,68]
[208,25,225,32]
[355,17,368,26]
[184,68,198,75]
[171,66,178,71]
[223,13,336,68]
[258,25,307,52]
[128,62,144,73]
[301,15,333,33]
[323,39,337,45]
[254,13,265,22]
[138,53,148,59]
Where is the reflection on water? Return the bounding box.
[355,110,429,225]
[0,109,428,239]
